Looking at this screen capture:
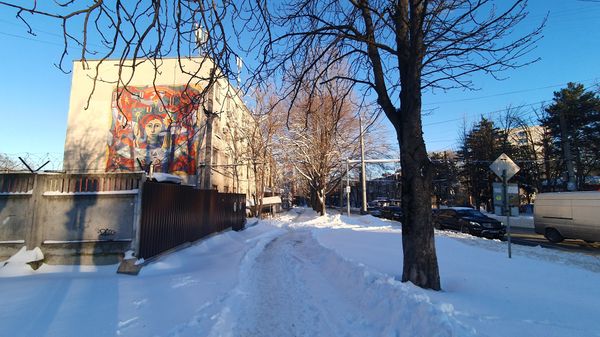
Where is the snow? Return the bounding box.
[151,173,182,184]
[42,189,139,196]
[43,239,132,244]
[0,247,44,277]
[0,190,33,196]
[0,208,598,336]
[486,213,534,229]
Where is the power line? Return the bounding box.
[0,18,65,38]
[424,80,600,127]
[423,100,549,127]
[423,78,599,106]
[0,31,66,47]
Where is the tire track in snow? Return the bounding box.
[210,229,475,337]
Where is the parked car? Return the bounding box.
[380,206,403,221]
[368,206,383,217]
[534,192,600,243]
[433,207,505,238]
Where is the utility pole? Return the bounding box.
[558,109,576,191]
[502,169,512,259]
[346,159,351,217]
[195,23,215,190]
[202,112,215,189]
[359,113,368,214]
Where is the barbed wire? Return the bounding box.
[0,152,64,172]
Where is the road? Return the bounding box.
[506,227,600,256]
[332,208,600,256]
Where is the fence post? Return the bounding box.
[25,173,45,249]
[131,178,144,257]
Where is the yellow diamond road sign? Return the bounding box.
[489,153,520,180]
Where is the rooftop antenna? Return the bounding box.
[236,56,243,87]
[194,23,208,52]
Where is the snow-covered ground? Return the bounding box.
[486,213,534,229]
[1,208,599,337]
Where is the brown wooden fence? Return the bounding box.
[138,182,246,259]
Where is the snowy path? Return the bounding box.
[207,228,464,337]
[224,230,360,336]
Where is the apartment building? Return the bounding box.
[62,57,256,196]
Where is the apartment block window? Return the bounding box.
[215,82,222,104]
[213,149,219,166]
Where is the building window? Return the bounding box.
[215,82,222,104]
[213,149,219,166]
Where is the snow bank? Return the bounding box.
[486,213,534,229]
[303,209,600,337]
[0,246,44,277]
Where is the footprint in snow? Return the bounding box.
[172,275,198,288]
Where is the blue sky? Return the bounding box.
[1,1,599,160]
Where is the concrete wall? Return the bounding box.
[0,172,143,264]
[0,195,30,242]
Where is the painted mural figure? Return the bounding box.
[135,113,168,173]
[105,85,201,178]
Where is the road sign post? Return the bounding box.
[502,169,512,258]
[346,159,351,217]
[490,153,520,259]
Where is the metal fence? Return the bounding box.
[138,182,246,259]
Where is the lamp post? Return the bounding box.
[359,112,368,214]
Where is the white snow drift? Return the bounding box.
[0,208,598,337]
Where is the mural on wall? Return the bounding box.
[105,85,202,176]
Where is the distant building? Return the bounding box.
[506,125,546,155]
[366,171,402,202]
[62,57,257,196]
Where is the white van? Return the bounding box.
[534,191,600,243]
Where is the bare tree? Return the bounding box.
[497,106,545,202]
[0,154,19,172]
[0,1,268,121]
[3,0,545,290]
[284,76,361,216]
[240,87,284,218]
[264,0,544,290]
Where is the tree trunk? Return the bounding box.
[310,186,318,212]
[396,81,441,291]
[359,0,440,290]
[317,187,326,216]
